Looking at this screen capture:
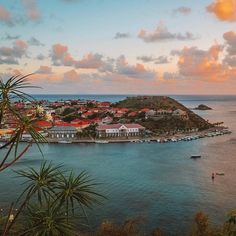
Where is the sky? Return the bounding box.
[1,0,236,94]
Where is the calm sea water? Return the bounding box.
[1,95,236,235]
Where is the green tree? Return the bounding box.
[0,75,104,235]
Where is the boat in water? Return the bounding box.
[95,140,109,144]
[190,155,201,159]
[216,172,225,176]
[58,140,72,144]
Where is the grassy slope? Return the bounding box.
[114,96,212,132]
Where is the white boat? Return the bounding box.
[58,140,72,144]
[95,140,109,144]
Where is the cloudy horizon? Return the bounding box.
[1,0,236,94]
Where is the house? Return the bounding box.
[48,126,77,139]
[173,109,189,120]
[139,108,150,113]
[98,101,111,108]
[102,116,113,124]
[36,120,53,130]
[146,110,156,117]
[96,123,145,138]
[157,109,172,115]
[128,112,137,117]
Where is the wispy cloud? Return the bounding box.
[137,55,169,64]
[138,22,196,43]
[22,0,41,21]
[114,32,130,39]
[173,6,192,15]
[0,40,28,65]
[35,65,52,74]
[0,5,13,26]
[27,37,44,46]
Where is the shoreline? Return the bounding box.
[1,127,231,145]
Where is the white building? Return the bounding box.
[48,126,77,139]
[97,123,145,138]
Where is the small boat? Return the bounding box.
[58,140,72,144]
[216,173,225,176]
[191,155,201,159]
[95,140,109,144]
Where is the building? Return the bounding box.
[172,109,189,120]
[48,126,77,139]
[97,123,145,138]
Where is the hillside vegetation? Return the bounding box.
[115,96,212,132]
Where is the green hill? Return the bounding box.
[114,96,212,132]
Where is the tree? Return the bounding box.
[0,75,46,172]
[0,75,104,235]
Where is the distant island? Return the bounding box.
[193,104,212,110]
[0,95,230,143]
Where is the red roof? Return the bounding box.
[97,123,144,130]
[36,120,52,128]
[140,108,150,113]
[128,112,137,117]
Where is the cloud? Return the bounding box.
[223,31,236,55]
[223,55,236,66]
[35,66,52,74]
[138,23,196,43]
[116,55,157,79]
[0,5,13,26]
[27,37,44,46]
[155,56,170,64]
[114,32,130,39]
[49,43,157,80]
[173,6,192,15]
[163,72,182,80]
[1,33,20,40]
[178,45,223,77]
[22,0,40,21]
[51,43,76,66]
[207,0,236,22]
[137,55,169,64]
[171,44,229,80]
[36,53,45,60]
[64,69,80,80]
[0,40,28,65]
[222,31,236,67]
[75,53,104,69]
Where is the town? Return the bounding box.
[0,96,231,144]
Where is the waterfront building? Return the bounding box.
[173,109,189,120]
[97,123,145,138]
[48,126,77,139]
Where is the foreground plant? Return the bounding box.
[19,203,77,236]
[0,74,46,172]
[0,75,104,236]
[2,161,103,235]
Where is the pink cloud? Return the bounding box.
[35,66,52,74]
[51,43,75,66]
[138,22,196,43]
[64,69,80,80]
[0,5,12,25]
[22,0,40,21]
[0,40,28,64]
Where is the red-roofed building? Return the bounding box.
[128,111,137,117]
[98,101,111,108]
[97,123,145,138]
[139,108,150,113]
[36,120,53,129]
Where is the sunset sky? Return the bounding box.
[1,0,236,94]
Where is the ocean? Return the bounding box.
[1,95,236,235]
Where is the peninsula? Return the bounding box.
[0,96,230,143]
